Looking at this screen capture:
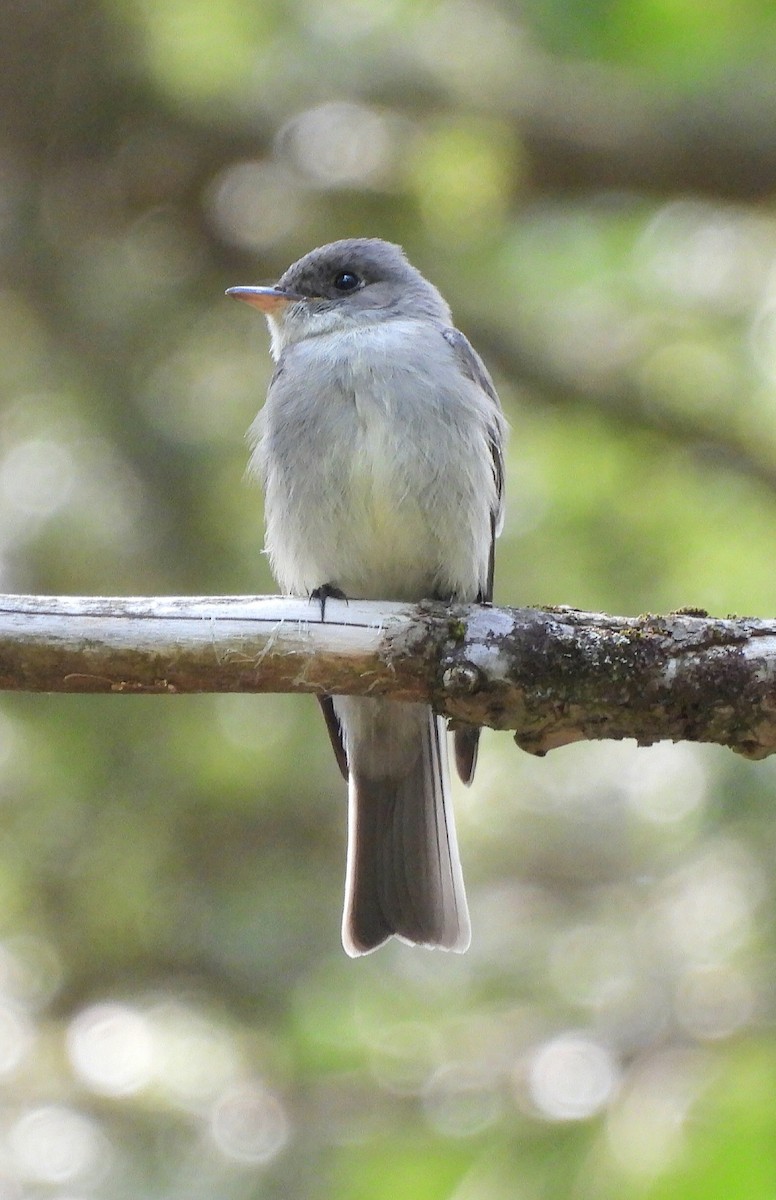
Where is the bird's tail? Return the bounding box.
[333,696,471,956]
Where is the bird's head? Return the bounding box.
[227,238,451,358]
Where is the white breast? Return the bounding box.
[257,320,497,603]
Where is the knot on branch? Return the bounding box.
[441,660,484,696]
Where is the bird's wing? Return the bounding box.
[440,327,506,784]
[440,326,505,604]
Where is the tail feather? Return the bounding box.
[454,726,480,785]
[334,697,470,956]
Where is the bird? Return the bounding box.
[227,238,505,955]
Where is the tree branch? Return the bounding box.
[1,594,775,760]
[465,323,776,497]
[361,53,776,202]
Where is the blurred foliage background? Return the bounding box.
[1,0,776,1196]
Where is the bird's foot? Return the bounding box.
[310,583,348,622]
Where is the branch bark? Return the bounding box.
[1,594,775,760]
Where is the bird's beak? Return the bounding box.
[225,286,306,314]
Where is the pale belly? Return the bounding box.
[265,414,477,602]
[321,430,447,601]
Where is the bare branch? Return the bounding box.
[1,594,775,760]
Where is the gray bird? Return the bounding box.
[228,238,505,956]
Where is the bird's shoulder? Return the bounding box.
[439,326,500,408]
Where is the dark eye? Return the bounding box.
[333,271,361,292]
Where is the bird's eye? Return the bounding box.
[333,271,361,292]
